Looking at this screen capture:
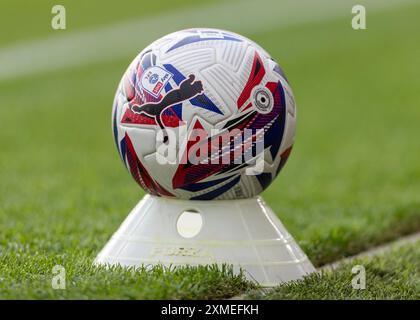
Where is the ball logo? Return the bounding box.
[149,74,159,84]
[141,66,173,98]
[251,86,273,114]
[132,74,203,131]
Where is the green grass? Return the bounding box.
[0,0,210,47]
[0,1,419,298]
[0,260,253,299]
[246,241,420,300]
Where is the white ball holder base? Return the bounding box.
[94,195,315,286]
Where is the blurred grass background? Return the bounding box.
[0,0,419,298]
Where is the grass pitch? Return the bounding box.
[0,0,419,299]
[247,240,420,300]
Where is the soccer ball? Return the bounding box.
[112,28,296,200]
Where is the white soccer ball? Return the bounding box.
[112,28,296,200]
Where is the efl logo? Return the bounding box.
[141,66,173,98]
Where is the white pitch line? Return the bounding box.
[0,0,417,82]
[318,231,420,272]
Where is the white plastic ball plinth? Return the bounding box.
[94,195,315,286]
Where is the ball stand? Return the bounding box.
[94,195,315,286]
